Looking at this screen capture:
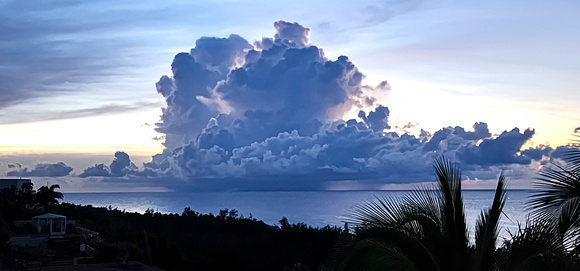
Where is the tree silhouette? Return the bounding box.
[340,158,506,271]
[341,156,580,270]
[526,130,580,261]
[35,184,64,212]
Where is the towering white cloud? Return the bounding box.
[72,21,575,190]
[143,21,391,184]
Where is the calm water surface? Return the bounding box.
[63,190,532,234]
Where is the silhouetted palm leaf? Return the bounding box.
[433,157,469,268]
[495,219,574,271]
[523,128,580,268]
[529,165,580,217]
[345,186,446,270]
[35,184,64,212]
[566,130,580,172]
[472,174,507,271]
[527,134,580,255]
[343,158,513,271]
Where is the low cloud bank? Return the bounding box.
[79,151,156,178]
[7,162,73,177]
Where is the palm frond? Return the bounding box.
[433,158,469,262]
[527,164,580,221]
[565,131,580,172]
[496,219,571,271]
[404,184,441,223]
[528,130,580,218]
[350,195,401,229]
[345,157,521,271]
[472,173,507,271]
[342,230,437,271]
[348,186,446,270]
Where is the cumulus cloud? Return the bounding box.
[79,151,140,178]
[358,105,391,132]
[79,164,110,178]
[457,128,535,165]
[7,162,73,177]
[520,145,553,161]
[75,21,572,190]
[273,21,311,49]
[110,151,137,177]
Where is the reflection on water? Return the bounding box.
[64,190,531,235]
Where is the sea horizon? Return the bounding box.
[61,188,533,193]
[62,190,533,235]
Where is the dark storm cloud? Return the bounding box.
[79,164,111,178]
[457,128,535,165]
[153,34,251,149]
[7,162,73,177]
[190,35,254,76]
[119,21,564,189]
[359,105,391,132]
[422,122,491,152]
[70,21,566,190]
[7,163,21,169]
[550,146,578,160]
[520,145,553,161]
[109,151,137,177]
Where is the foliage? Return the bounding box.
[525,131,580,265]
[338,157,575,271]
[53,203,346,271]
[494,219,574,270]
[0,183,63,222]
[35,184,64,212]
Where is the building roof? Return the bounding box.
[32,213,66,219]
[0,178,31,181]
[0,178,32,189]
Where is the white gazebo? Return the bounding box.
[32,213,67,235]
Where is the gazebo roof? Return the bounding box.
[32,213,66,219]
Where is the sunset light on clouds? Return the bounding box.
[1,0,579,192]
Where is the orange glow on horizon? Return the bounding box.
[0,144,163,156]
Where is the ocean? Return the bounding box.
[63,190,532,236]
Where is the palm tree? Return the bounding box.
[526,131,580,259]
[35,184,64,213]
[339,158,507,271]
[18,182,36,206]
[493,218,574,271]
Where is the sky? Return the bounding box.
[0,0,579,192]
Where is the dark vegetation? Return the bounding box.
[54,204,346,270]
[0,184,346,270]
[0,183,64,269]
[1,133,580,270]
[0,183,62,222]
